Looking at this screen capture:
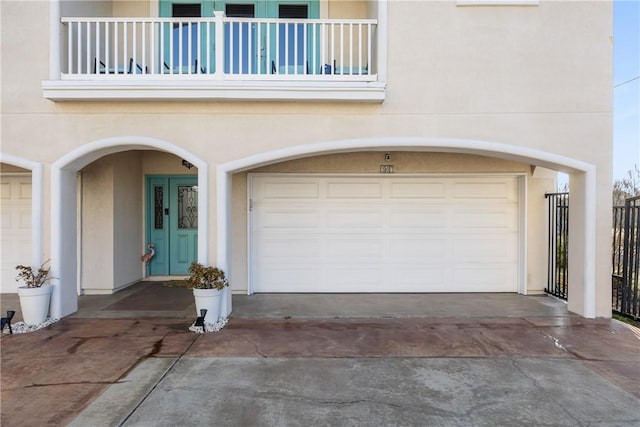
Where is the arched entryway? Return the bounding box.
[50,137,208,318]
[217,137,599,318]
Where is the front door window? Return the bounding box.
[177,185,198,229]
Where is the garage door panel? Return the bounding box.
[256,237,321,258]
[452,181,515,199]
[452,266,517,292]
[390,182,446,198]
[0,212,11,228]
[19,183,32,199]
[0,182,11,199]
[452,238,518,260]
[256,267,321,292]
[262,181,320,199]
[389,237,447,259]
[327,209,384,229]
[452,208,517,230]
[327,181,383,198]
[330,266,387,286]
[251,175,520,293]
[20,209,32,228]
[390,208,447,228]
[326,238,385,258]
[393,268,447,286]
[259,209,320,228]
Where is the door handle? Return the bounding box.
[165,208,169,215]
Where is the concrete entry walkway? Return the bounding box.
[1,287,639,426]
[1,283,571,321]
[232,292,570,318]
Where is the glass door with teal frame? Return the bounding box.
[267,0,319,75]
[216,0,319,75]
[146,176,198,276]
[218,0,265,74]
[159,1,214,73]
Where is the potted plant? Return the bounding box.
[15,261,53,326]
[186,262,229,324]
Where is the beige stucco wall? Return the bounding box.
[81,151,143,293]
[328,0,368,18]
[81,156,116,292]
[113,152,143,289]
[0,0,613,315]
[142,151,199,176]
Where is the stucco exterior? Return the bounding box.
[0,0,613,318]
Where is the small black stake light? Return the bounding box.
[194,309,207,332]
[1,310,16,334]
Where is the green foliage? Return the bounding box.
[185,262,229,290]
[556,239,568,269]
[15,260,52,288]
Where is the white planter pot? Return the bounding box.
[193,288,222,324]
[17,285,52,326]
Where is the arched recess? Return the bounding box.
[0,153,44,270]
[51,137,208,318]
[217,137,598,318]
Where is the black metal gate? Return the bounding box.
[546,193,569,300]
[613,196,640,319]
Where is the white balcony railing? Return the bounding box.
[61,14,377,81]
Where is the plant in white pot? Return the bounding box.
[186,262,229,325]
[15,261,54,326]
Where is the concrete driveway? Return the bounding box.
[1,284,639,426]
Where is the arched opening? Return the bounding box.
[50,137,208,318]
[217,138,598,318]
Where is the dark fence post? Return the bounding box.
[612,205,626,312]
[546,192,569,300]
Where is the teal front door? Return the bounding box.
[146,176,198,276]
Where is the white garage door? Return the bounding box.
[250,174,521,293]
[1,175,32,293]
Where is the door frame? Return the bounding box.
[145,174,198,276]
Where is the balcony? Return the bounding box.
[42,13,385,102]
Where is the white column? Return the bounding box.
[51,168,78,318]
[31,163,44,268]
[198,166,209,265]
[214,11,225,79]
[216,168,233,315]
[376,0,387,83]
[49,0,61,79]
[567,169,597,318]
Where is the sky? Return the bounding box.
[613,0,640,181]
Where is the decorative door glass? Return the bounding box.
[154,186,164,229]
[177,185,198,229]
